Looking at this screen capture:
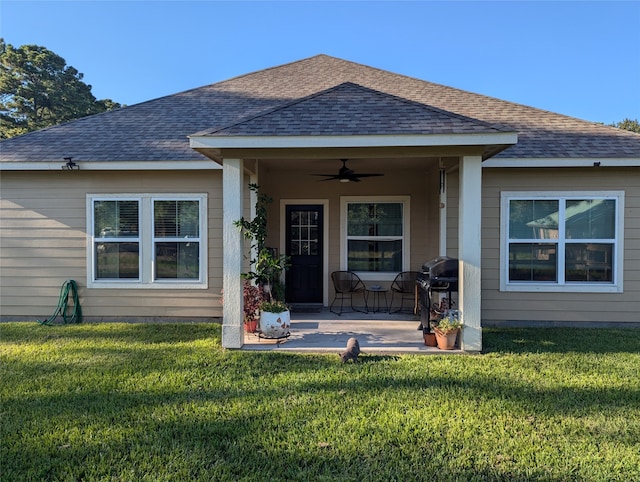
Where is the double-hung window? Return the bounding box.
[501,191,624,292]
[88,194,207,288]
[341,196,410,280]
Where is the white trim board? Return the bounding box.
[483,158,640,168]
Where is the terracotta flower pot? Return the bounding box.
[244,320,258,333]
[434,328,459,350]
[423,332,437,347]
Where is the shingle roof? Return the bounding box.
[196,82,512,137]
[2,54,639,163]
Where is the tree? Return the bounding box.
[610,118,640,133]
[0,39,122,139]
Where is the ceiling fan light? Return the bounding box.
[340,178,350,183]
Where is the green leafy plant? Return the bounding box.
[432,315,463,334]
[219,279,266,323]
[259,300,289,313]
[242,280,265,322]
[234,184,289,301]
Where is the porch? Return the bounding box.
[242,308,463,354]
[189,85,518,352]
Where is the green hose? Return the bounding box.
[38,280,82,325]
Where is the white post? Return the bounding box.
[458,155,483,352]
[222,158,244,348]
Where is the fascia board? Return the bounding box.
[0,160,222,171]
[189,132,518,150]
[483,158,640,168]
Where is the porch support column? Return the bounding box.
[458,155,482,352]
[222,158,244,349]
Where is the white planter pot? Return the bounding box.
[259,310,291,339]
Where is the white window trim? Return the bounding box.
[500,191,624,293]
[87,193,208,289]
[340,195,410,282]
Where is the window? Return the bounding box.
[153,200,201,279]
[94,199,140,280]
[341,196,409,280]
[501,191,624,292]
[88,194,207,288]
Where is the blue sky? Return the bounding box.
[2,1,639,124]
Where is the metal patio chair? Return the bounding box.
[389,271,419,314]
[330,271,368,315]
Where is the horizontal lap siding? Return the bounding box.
[481,167,640,324]
[261,163,441,279]
[1,170,223,321]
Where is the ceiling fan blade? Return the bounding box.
[311,159,384,182]
[351,173,384,178]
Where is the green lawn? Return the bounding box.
[1,323,639,481]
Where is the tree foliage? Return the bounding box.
[610,118,640,133]
[0,39,122,139]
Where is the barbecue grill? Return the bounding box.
[416,256,459,330]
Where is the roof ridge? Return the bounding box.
[2,54,638,161]
[318,56,632,134]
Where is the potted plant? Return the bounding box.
[258,300,291,339]
[431,313,463,350]
[242,280,265,333]
[220,279,265,333]
[423,327,437,347]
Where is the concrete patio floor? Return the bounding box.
[242,308,462,354]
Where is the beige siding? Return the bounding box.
[5,164,635,324]
[452,167,640,324]
[262,161,442,290]
[1,170,223,321]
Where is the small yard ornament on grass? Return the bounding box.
[340,337,360,363]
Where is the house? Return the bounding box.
[1,54,639,351]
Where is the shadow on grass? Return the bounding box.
[2,323,639,481]
[0,321,220,345]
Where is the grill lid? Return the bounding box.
[420,256,458,278]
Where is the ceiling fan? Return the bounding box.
[313,159,384,183]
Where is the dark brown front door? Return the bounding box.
[285,205,323,303]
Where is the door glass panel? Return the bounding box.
[289,210,319,256]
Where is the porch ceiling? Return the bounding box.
[257,156,447,173]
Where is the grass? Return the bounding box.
[1,323,639,481]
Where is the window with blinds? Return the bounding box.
[89,194,207,288]
[501,191,624,293]
[93,199,140,279]
[340,196,409,278]
[153,200,200,280]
